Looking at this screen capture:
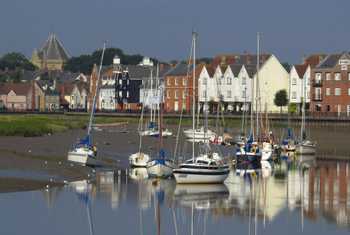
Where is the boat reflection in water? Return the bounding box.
[56,156,349,234]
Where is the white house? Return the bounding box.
[198,65,218,103]
[251,54,289,112]
[99,74,116,111]
[289,64,311,110]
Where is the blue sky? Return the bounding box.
[1,0,349,63]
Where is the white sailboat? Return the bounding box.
[174,32,229,184]
[146,73,175,178]
[296,69,316,155]
[140,67,172,138]
[67,44,106,165]
[129,83,150,167]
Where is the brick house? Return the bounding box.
[310,52,350,116]
[164,63,201,113]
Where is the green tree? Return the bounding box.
[274,89,288,113]
[0,52,36,71]
[64,47,148,74]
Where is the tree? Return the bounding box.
[64,47,147,74]
[0,52,36,71]
[274,89,288,113]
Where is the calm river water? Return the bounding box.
[0,155,349,235]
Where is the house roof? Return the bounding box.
[303,54,327,68]
[165,63,191,76]
[21,70,81,82]
[316,53,344,69]
[0,82,31,96]
[204,65,215,77]
[229,64,243,77]
[244,65,257,78]
[212,54,271,68]
[294,64,308,78]
[37,33,70,61]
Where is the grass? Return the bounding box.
[0,114,128,137]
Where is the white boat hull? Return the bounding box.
[129,152,150,167]
[68,148,95,165]
[147,160,174,178]
[174,168,229,184]
[296,144,316,155]
[183,129,216,141]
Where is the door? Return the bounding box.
[174,101,179,112]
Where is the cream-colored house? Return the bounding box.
[252,55,289,112]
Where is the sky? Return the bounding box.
[0,0,349,64]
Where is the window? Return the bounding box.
[167,78,171,86]
[242,90,246,99]
[119,91,122,97]
[348,73,350,80]
[315,73,322,82]
[326,73,331,81]
[203,90,207,99]
[335,73,341,81]
[119,79,122,85]
[348,88,350,96]
[183,78,187,86]
[202,77,207,85]
[217,77,221,85]
[242,77,246,85]
[183,90,187,99]
[174,90,179,99]
[315,88,322,100]
[347,105,350,116]
[327,105,331,112]
[335,88,341,96]
[167,90,170,99]
[175,78,179,86]
[292,91,297,99]
[326,88,331,96]
[315,104,322,111]
[227,77,232,85]
[292,78,297,85]
[126,91,129,98]
[227,90,232,98]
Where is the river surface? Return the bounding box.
[0,156,349,235]
[0,124,349,235]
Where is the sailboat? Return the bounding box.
[173,32,230,184]
[146,76,175,178]
[140,67,172,137]
[296,74,316,155]
[236,33,262,164]
[67,44,106,165]
[129,80,150,167]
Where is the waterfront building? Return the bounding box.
[199,54,289,113]
[289,55,326,112]
[31,33,70,71]
[310,52,350,116]
[59,81,88,110]
[0,81,44,111]
[164,63,199,113]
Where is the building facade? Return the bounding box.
[310,52,350,116]
[31,33,70,71]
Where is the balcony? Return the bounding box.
[313,95,322,101]
[313,80,323,87]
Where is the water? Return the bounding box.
[0,156,349,235]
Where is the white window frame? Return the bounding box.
[175,78,179,86]
[183,90,186,99]
[292,78,297,85]
[334,73,341,81]
[227,90,232,98]
[242,77,246,85]
[335,88,341,96]
[183,78,187,86]
[348,88,350,96]
[326,73,331,81]
[167,78,171,86]
[202,77,207,85]
[227,77,232,85]
[174,90,179,99]
[292,91,297,99]
[326,88,331,96]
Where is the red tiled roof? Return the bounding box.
[294,64,308,78]
[303,54,327,68]
[0,82,31,96]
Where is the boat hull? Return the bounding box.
[129,152,150,167]
[173,167,229,184]
[296,144,316,155]
[68,151,93,165]
[147,160,174,178]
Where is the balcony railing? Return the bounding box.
[313,80,323,87]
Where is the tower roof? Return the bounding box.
[38,33,70,61]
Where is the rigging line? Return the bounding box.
[88,42,106,137]
[173,35,194,162]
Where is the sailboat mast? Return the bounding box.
[192,32,196,161]
[255,33,260,141]
[150,69,153,123]
[88,42,106,137]
[300,72,306,141]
